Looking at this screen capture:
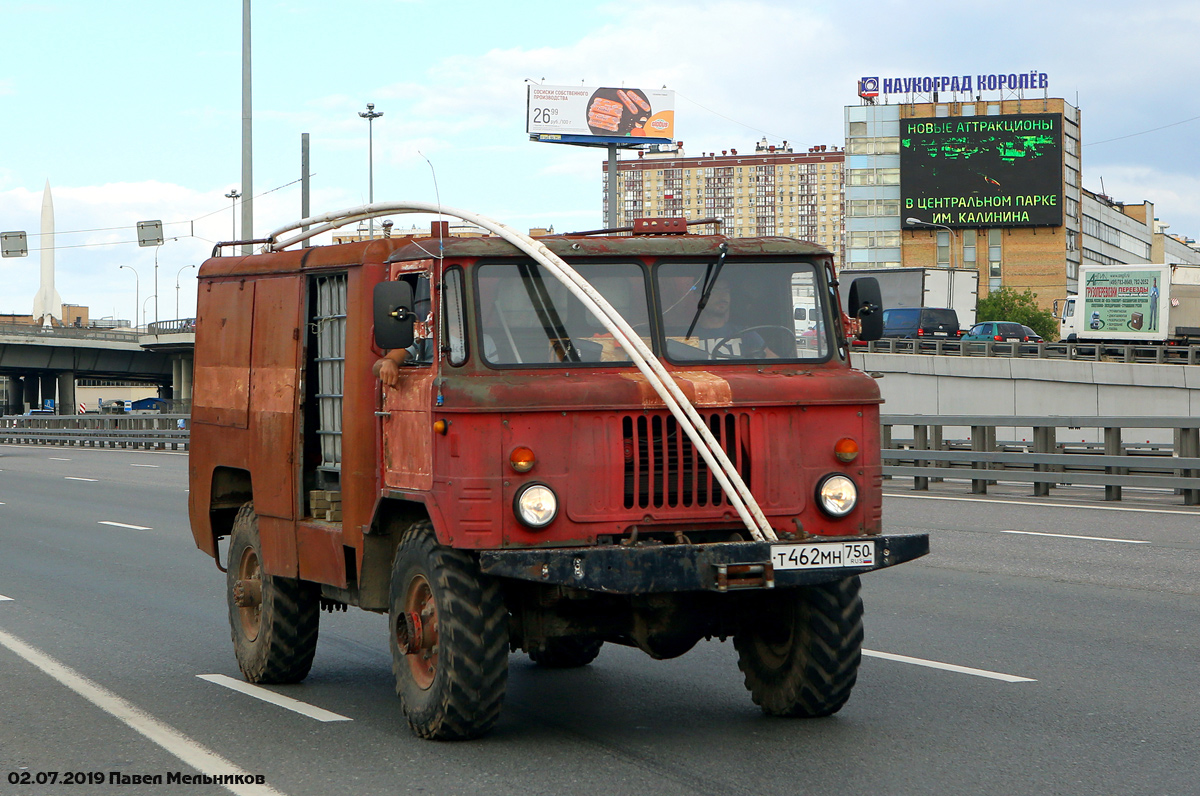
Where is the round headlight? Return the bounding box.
[816,474,857,518]
[514,483,558,528]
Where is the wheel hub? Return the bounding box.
[399,575,439,689]
[235,547,263,642]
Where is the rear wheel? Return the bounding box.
[389,521,509,740]
[226,503,320,684]
[529,638,603,668]
[734,576,863,717]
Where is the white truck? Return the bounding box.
[1055,263,1200,344]
[838,267,978,328]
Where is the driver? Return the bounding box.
[686,282,780,359]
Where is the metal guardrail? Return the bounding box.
[882,414,1200,505]
[145,318,196,335]
[0,414,190,451]
[0,323,141,343]
[856,339,1200,365]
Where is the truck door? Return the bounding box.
[382,273,435,492]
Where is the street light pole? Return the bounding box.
[176,264,197,319]
[224,188,241,240]
[142,295,157,331]
[119,265,138,330]
[906,217,957,271]
[358,102,383,238]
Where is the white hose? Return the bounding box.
[267,202,778,542]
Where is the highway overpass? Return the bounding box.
[0,321,193,414]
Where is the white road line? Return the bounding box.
[864,649,1036,683]
[0,628,287,796]
[886,492,1200,516]
[49,457,72,461]
[64,476,99,482]
[99,521,153,531]
[999,529,1150,544]
[197,674,352,723]
[0,594,12,601]
[130,464,160,468]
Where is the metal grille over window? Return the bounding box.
[314,274,347,474]
[622,412,751,510]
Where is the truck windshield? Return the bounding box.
[657,260,829,362]
[476,259,830,366]
[478,262,651,365]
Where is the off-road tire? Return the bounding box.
[227,503,320,684]
[529,638,603,668]
[734,576,863,717]
[389,521,509,740]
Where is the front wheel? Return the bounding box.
[389,521,509,740]
[226,503,320,684]
[734,576,863,717]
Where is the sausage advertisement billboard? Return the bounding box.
[527,85,675,141]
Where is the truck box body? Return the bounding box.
[838,267,978,328]
[1059,264,1200,344]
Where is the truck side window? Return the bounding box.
[443,267,467,366]
[395,274,434,366]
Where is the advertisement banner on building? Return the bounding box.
[527,85,675,141]
[900,112,1063,228]
[1080,266,1168,339]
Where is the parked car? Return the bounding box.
[880,307,961,340]
[1020,325,1044,343]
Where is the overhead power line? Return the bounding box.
[7,177,309,250]
[1084,114,1200,146]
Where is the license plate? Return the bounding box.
[932,331,948,336]
[771,541,876,570]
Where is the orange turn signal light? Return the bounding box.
[433,419,449,435]
[510,446,536,473]
[834,437,859,463]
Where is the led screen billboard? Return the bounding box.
[900,113,1063,228]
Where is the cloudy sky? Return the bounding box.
[0,0,1196,323]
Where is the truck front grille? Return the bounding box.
[622,412,751,510]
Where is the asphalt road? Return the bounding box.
[1,444,1198,795]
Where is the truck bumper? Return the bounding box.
[478,534,929,594]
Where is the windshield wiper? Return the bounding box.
[684,242,729,340]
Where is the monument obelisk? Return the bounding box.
[31,180,62,326]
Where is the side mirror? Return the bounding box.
[373,280,416,351]
[848,277,884,341]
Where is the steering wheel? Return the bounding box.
[710,325,795,359]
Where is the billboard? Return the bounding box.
[901,113,1063,228]
[527,84,675,141]
[1079,266,1169,339]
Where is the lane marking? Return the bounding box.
[49,457,72,461]
[0,594,12,601]
[864,649,1036,683]
[999,529,1150,544]
[197,674,352,723]
[64,476,99,482]
[886,492,1200,516]
[130,464,160,468]
[99,521,153,531]
[0,628,287,796]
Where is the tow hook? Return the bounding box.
[396,611,424,655]
[232,578,262,609]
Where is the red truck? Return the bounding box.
[187,206,928,740]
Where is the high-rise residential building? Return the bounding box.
[602,140,846,266]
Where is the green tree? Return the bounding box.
[975,287,1058,340]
